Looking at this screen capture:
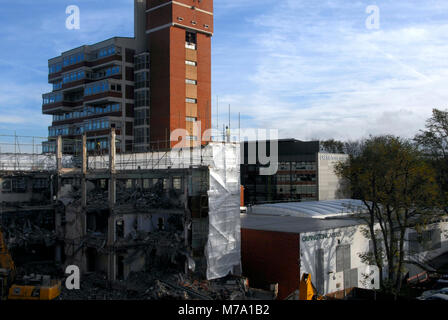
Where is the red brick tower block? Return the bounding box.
[146,0,213,148]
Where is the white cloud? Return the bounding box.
[217,0,448,141]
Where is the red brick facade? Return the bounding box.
[241,229,301,300]
[147,0,212,147]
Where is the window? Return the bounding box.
[134,54,150,71]
[186,116,197,122]
[97,46,116,59]
[336,244,351,272]
[186,135,198,141]
[173,177,182,190]
[53,81,62,90]
[158,218,165,231]
[43,92,63,105]
[62,70,85,83]
[135,90,150,107]
[186,98,197,104]
[185,60,197,66]
[62,53,84,68]
[84,81,110,96]
[115,220,124,239]
[409,229,442,253]
[87,138,109,151]
[186,31,197,45]
[185,30,197,50]
[344,268,358,289]
[49,63,62,74]
[2,179,12,192]
[185,79,197,85]
[84,119,109,132]
[315,249,325,294]
[12,178,27,193]
[33,179,48,190]
[135,72,149,89]
[134,109,149,126]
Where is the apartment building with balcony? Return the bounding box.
[42,0,214,154]
[43,37,136,154]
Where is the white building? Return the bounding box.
[241,199,448,298]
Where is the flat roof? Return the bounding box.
[247,199,367,219]
[49,36,135,62]
[241,214,364,234]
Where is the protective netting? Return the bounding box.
[205,143,241,280]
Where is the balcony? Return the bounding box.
[42,92,83,115]
[42,101,83,115]
[83,80,123,103]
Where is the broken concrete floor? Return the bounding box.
[58,271,252,300]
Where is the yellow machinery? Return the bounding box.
[0,226,61,300]
[8,277,61,300]
[299,273,325,300]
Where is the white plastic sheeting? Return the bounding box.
[205,143,242,280]
[248,199,367,219]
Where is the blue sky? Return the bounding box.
[1,0,448,141]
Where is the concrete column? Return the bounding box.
[109,128,116,208]
[56,136,62,172]
[107,129,116,281]
[165,176,173,196]
[134,0,147,53]
[81,134,87,207]
[54,209,62,264]
[56,136,63,200]
[107,216,116,281]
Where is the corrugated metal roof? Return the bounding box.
[241,214,364,234]
[247,199,367,219]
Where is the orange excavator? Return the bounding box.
[0,226,61,300]
[299,273,325,300]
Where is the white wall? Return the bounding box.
[404,220,448,274]
[300,224,380,295]
[300,219,448,295]
[317,153,349,201]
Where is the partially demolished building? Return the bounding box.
[0,131,241,288]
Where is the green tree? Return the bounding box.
[320,139,363,156]
[335,136,442,294]
[320,139,345,154]
[414,108,448,210]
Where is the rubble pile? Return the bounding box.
[3,222,56,249]
[85,188,108,207]
[59,271,250,300]
[59,272,127,300]
[77,184,184,210]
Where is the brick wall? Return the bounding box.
[241,228,300,300]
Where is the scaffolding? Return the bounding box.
[0,133,240,172]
